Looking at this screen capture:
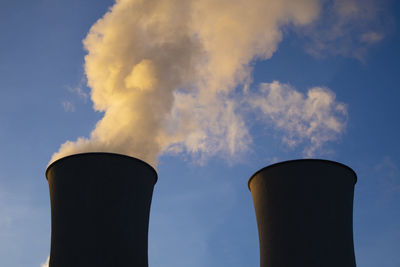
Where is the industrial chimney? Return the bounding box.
[46,153,157,267]
[248,159,357,267]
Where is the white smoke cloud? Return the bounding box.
[248,81,347,156]
[51,0,354,167]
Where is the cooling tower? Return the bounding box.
[248,159,357,267]
[45,153,157,267]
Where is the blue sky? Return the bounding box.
[0,0,399,266]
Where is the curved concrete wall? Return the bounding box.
[249,159,356,267]
[46,153,157,267]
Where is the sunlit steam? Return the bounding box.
[51,0,353,167]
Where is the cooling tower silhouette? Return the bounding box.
[46,154,356,267]
[248,159,357,267]
[46,153,157,267]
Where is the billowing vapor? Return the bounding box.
[51,0,353,167]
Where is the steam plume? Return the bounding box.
[51,0,353,167]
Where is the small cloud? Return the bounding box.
[335,0,359,17]
[40,256,49,267]
[66,76,89,102]
[300,0,391,61]
[61,101,75,112]
[67,85,89,102]
[360,31,384,44]
[248,81,347,156]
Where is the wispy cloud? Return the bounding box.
[66,78,89,103]
[61,79,89,114]
[361,31,384,44]
[300,0,391,61]
[61,101,75,112]
[248,81,347,156]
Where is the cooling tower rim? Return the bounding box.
[46,152,158,182]
[248,158,357,191]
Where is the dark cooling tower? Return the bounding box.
[248,159,357,267]
[46,153,157,267]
